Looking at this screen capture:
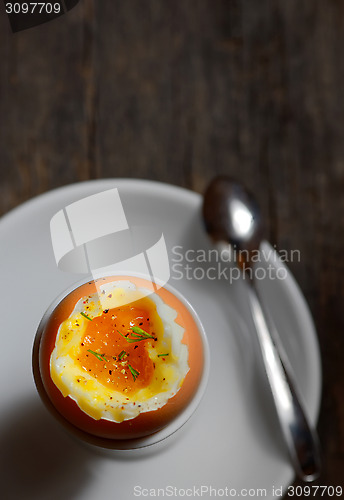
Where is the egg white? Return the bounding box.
[50,280,189,423]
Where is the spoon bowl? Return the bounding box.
[203,176,263,255]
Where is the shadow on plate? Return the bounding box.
[0,395,188,488]
[0,397,96,500]
[87,407,200,462]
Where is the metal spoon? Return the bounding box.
[202,175,321,482]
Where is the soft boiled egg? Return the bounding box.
[50,280,189,423]
[33,275,205,443]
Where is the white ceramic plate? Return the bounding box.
[0,179,321,500]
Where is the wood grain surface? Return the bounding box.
[0,0,343,496]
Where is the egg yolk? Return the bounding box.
[76,297,163,395]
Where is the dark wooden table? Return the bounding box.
[1,1,343,497]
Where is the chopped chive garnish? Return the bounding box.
[87,349,107,362]
[117,327,155,343]
[117,330,138,343]
[118,350,127,360]
[131,326,155,339]
[117,329,134,341]
[128,364,139,382]
[81,312,92,321]
[157,353,169,357]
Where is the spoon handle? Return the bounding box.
[247,286,321,482]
